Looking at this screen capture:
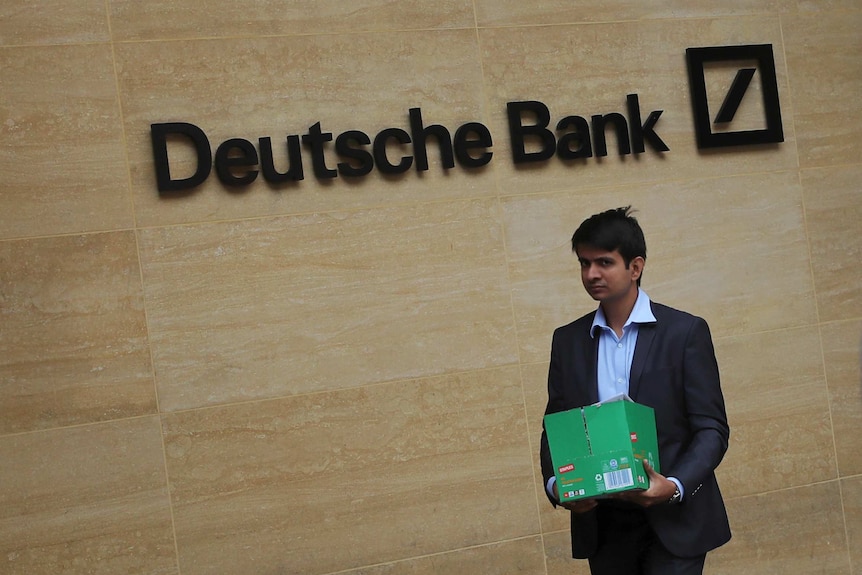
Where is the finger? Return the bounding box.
[642,460,660,478]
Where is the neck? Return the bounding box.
[601,288,639,337]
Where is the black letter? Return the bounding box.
[409,108,454,171]
[335,130,374,177]
[627,94,669,153]
[301,122,337,179]
[259,135,304,182]
[214,138,259,187]
[150,122,212,194]
[506,101,556,164]
[373,128,413,174]
[453,122,493,168]
[556,116,592,159]
[591,112,630,157]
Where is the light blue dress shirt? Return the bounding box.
[591,288,656,403]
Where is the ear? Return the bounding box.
[629,256,645,281]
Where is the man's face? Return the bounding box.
[575,245,643,304]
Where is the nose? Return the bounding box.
[583,263,600,280]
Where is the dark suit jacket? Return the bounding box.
[539,301,731,559]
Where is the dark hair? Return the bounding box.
[572,206,647,282]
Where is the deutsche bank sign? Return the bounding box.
[150,44,783,195]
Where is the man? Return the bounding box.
[539,206,731,574]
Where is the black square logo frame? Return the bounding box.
[686,44,784,149]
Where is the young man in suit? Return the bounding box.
[539,206,731,574]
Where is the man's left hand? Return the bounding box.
[609,460,677,507]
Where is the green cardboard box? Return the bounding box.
[544,395,660,502]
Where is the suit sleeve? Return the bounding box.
[671,316,729,494]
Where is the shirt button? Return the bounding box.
[617,343,623,348]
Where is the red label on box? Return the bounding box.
[558,463,574,473]
[630,432,638,442]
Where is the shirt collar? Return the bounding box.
[590,289,657,338]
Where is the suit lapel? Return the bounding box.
[628,321,656,401]
[584,329,600,405]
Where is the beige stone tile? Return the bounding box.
[715,326,836,497]
[0,44,133,239]
[796,1,862,10]
[504,171,817,363]
[783,11,862,168]
[479,17,797,199]
[708,481,850,574]
[109,0,475,41]
[522,363,550,442]
[138,199,518,411]
[0,417,177,575]
[475,0,796,26]
[822,320,862,477]
[0,232,156,435]
[0,1,109,46]
[338,536,546,575]
[115,31,494,228]
[802,166,862,322]
[544,530,591,575]
[842,475,862,575]
[637,172,816,333]
[162,368,537,575]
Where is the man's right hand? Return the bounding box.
[554,483,598,513]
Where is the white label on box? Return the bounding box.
[603,468,634,490]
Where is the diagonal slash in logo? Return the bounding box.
[715,68,756,124]
[686,44,784,149]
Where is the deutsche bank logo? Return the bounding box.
[686,44,784,149]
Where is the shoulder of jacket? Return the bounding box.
[649,301,708,329]
[554,310,596,335]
